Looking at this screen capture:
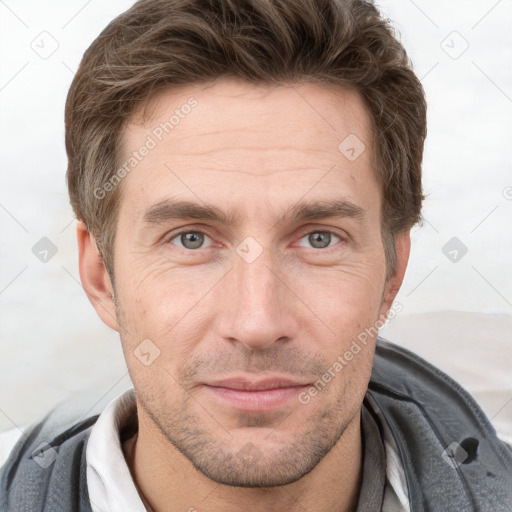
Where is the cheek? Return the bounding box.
[116,255,201,319]
[288,264,385,384]
[293,261,384,323]
[115,259,221,363]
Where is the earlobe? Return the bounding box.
[76,221,119,331]
[380,230,411,319]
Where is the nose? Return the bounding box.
[216,244,298,350]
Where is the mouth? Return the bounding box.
[202,376,311,412]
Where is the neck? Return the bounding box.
[124,410,363,512]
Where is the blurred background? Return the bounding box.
[0,0,511,443]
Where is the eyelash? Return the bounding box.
[166,228,345,252]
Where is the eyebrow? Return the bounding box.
[141,198,367,227]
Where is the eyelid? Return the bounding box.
[296,224,348,237]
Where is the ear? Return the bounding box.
[76,221,119,331]
[379,230,411,319]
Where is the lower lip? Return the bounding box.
[203,385,308,412]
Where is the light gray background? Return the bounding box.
[1,0,511,440]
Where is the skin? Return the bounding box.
[77,78,410,512]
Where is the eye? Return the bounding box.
[166,229,343,251]
[297,230,342,250]
[168,231,213,250]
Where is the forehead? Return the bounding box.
[128,79,371,153]
[118,78,377,220]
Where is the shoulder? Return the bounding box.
[0,392,106,512]
[0,426,26,468]
[370,337,509,441]
[369,337,512,510]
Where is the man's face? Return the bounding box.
[105,79,401,486]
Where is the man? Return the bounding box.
[1,0,511,510]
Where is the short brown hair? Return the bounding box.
[65,0,426,281]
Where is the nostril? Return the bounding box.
[460,437,479,464]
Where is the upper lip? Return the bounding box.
[204,376,310,391]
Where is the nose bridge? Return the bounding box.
[239,244,278,309]
[217,240,296,350]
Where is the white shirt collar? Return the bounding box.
[87,388,146,512]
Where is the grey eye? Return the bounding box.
[171,231,211,250]
[306,231,335,249]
